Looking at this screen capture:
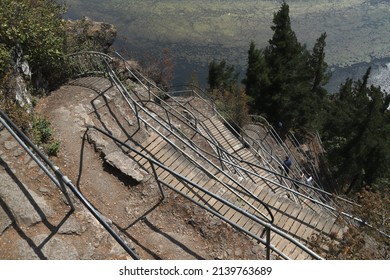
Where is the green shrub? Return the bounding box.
[0,0,68,88]
[45,140,60,156]
[31,116,60,156]
[0,44,11,77]
[32,117,53,144]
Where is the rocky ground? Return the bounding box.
[0,77,266,260]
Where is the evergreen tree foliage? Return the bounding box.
[207,59,249,133]
[208,59,239,93]
[308,32,332,129]
[322,68,390,193]
[310,32,331,97]
[264,2,313,131]
[242,41,270,112]
[243,2,323,133]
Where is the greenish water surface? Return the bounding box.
[63,0,390,89]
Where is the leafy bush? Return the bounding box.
[45,140,60,156]
[309,185,390,259]
[32,117,53,144]
[32,116,60,156]
[0,93,31,132]
[0,44,11,75]
[0,0,67,87]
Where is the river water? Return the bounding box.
[62,0,390,94]
[327,58,390,94]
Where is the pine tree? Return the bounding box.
[207,59,238,93]
[310,32,331,98]
[262,1,312,131]
[242,41,270,113]
[322,68,390,193]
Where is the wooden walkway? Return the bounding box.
[124,125,343,259]
[70,74,344,259]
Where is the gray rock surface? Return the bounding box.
[0,207,12,235]
[0,173,53,227]
[65,17,117,53]
[104,151,145,182]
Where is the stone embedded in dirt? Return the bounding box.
[4,141,18,151]
[0,173,54,227]
[87,130,110,152]
[33,235,80,260]
[58,215,87,235]
[0,207,12,235]
[104,151,145,182]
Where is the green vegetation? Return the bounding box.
[0,0,70,155]
[322,68,390,194]
[208,3,389,259]
[0,0,67,87]
[207,59,249,130]
[310,186,390,259]
[208,59,239,93]
[32,116,60,156]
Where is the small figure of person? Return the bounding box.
[306,175,313,186]
[282,156,292,175]
[300,172,313,186]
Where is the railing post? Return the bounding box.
[54,166,75,211]
[150,162,165,200]
[133,100,141,128]
[266,227,271,260]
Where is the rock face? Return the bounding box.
[0,173,52,228]
[8,74,32,109]
[104,151,145,182]
[65,17,117,53]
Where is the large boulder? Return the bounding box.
[65,17,117,53]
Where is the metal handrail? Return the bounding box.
[245,116,327,205]
[227,121,360,208]
[114,52,262,175]
[117,53,367,212]
[103,64,274,224]
[144,82,364,216]
[169,85,294,189]
[115,59,325,207]
[127,64,379,230]
[114,52,251,178]
[67,51,389,251]
[73,52,275,223]
[87,124,324,260]
[67,51,113,77]
[286,131,322,185]
[0,110,140,260]
[251,114,324,192]
[110,53,354,211]
[114,53,281,185]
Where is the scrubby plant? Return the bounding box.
[31,116,60,156]
[0,0,68,88]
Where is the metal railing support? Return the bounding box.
[266,227,271,260]
[53,165,75,211]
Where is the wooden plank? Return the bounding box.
[223,208,240,221]
[218,204,231,216]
